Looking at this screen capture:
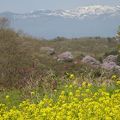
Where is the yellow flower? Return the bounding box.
[88,83,92,87]
[69,92,73,96]
[69,85,73,88]
[111,75,117,80]
[116,80,120,85]
[61,91,65,95]
[85,89,90,93]
[82,82,87,87]
[5,95,10,99]
[54,89,57,92]
[70,74,75,79]
[65,85,68,88]
[31,91,35,95]
[1,83,120,119]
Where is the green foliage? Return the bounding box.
[0,90,22,107]
[104,49,119,57]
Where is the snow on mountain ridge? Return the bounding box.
[1,5,119,19]
[0,5,119,38]
[28,5,120,19]
[71,5,116,15]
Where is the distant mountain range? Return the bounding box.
[0,5,120,39]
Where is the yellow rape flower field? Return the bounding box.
[0,82,120,120]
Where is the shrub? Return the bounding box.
[104,49,119,57]
[0,29,33,88]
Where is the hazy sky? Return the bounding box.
[0,0,120,13]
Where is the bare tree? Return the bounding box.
[0,17,9,29]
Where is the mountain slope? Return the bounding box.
[0,5,120,38]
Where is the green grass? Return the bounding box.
[0,89,22,107]
[0,80,119,107]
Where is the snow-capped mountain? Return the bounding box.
[0,5,120,38]
[2,5,119,19]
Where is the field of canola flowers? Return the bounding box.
[0,81,120,120]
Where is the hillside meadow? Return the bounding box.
[0,28,120,119]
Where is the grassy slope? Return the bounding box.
[0,29,118,88]
[0,29,119,106]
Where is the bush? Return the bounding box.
[104,49,119,57]
[0,29,33,88]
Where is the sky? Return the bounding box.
[0,0,120,13]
